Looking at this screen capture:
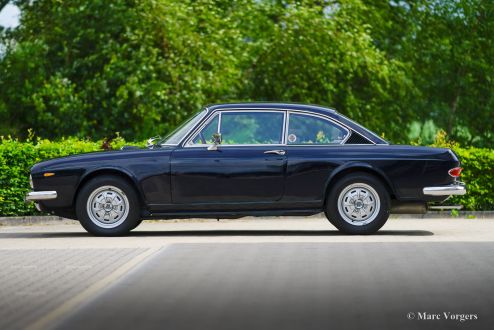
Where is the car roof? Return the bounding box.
[206,102,337,115]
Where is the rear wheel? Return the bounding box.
[325,173,390,234]
[76,175,141,236]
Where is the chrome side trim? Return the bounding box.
[25,191,58,202]
[423,184,466,196]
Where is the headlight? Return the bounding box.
[29,174,33,189]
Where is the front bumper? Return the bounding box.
[25,191,58,202]
[423,183,466,196]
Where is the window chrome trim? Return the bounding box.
[337,112,388,145]
[183,112,215,147]
[346,130,375,145]
[186,144,287,148]
[217,112,222,134]
[159,109,209,146]
[184,109,287,147]
[180,107,376,148]
[185,112,220,146]
[281,110,287,144]
[285,111,351,145]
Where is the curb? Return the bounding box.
[0,216,78,226]
[391,211,494,219]
[1,211,494,227]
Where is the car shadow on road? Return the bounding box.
[0,229,434,238]
[130,229,434,237]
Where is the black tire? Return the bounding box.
[131,219,143,230]
[325,172,390,234]
[76,175,141,236]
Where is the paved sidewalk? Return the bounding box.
[0,248,146,330]
[1,218,494,248]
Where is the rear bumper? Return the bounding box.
[423,183,466,196]
[25,191,58,202]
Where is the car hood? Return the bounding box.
[31,146,175,173]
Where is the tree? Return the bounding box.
[0,0,253,139]
[364,0,494,147]
[245,1,415,142]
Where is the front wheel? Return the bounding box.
[325,173,390,234]
[76,175,141,236]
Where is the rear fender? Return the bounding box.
[324,162,396,201]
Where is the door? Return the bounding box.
[283,112,351,202]
[171,110,287,204]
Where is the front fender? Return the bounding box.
[75,166,145,204]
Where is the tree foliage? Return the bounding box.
[1,0,253,139]
[364,0,494,146]
[245,1,415,142]
[0,0,492,147]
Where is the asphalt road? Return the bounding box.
[1,217,493,330]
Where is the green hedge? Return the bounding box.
[428,131,494,211]
[0,136,143,216]
[448,147,494,211]
[0,136,492,216]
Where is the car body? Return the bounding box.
[25,103,466,235]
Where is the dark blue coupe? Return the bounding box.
[26,103,466,235]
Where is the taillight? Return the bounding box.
[448,167,462,178]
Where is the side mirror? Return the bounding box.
[207,133,222,151]
[146,136,161,148]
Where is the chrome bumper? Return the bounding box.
[25,191,58,202]
[423,183,466,196]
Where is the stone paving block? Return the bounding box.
[0,248,145,330]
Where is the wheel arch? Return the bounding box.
[74,168,146,210]
[324,163,396,205]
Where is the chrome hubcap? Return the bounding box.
[337,183,380,226]
[86,185,129,228]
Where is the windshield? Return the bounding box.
[159,110,207,145]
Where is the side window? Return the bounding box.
[220,112,284,144]
[190,114,219,144]
[287,113,348,144]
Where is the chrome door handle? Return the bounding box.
[264,150,286,156]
